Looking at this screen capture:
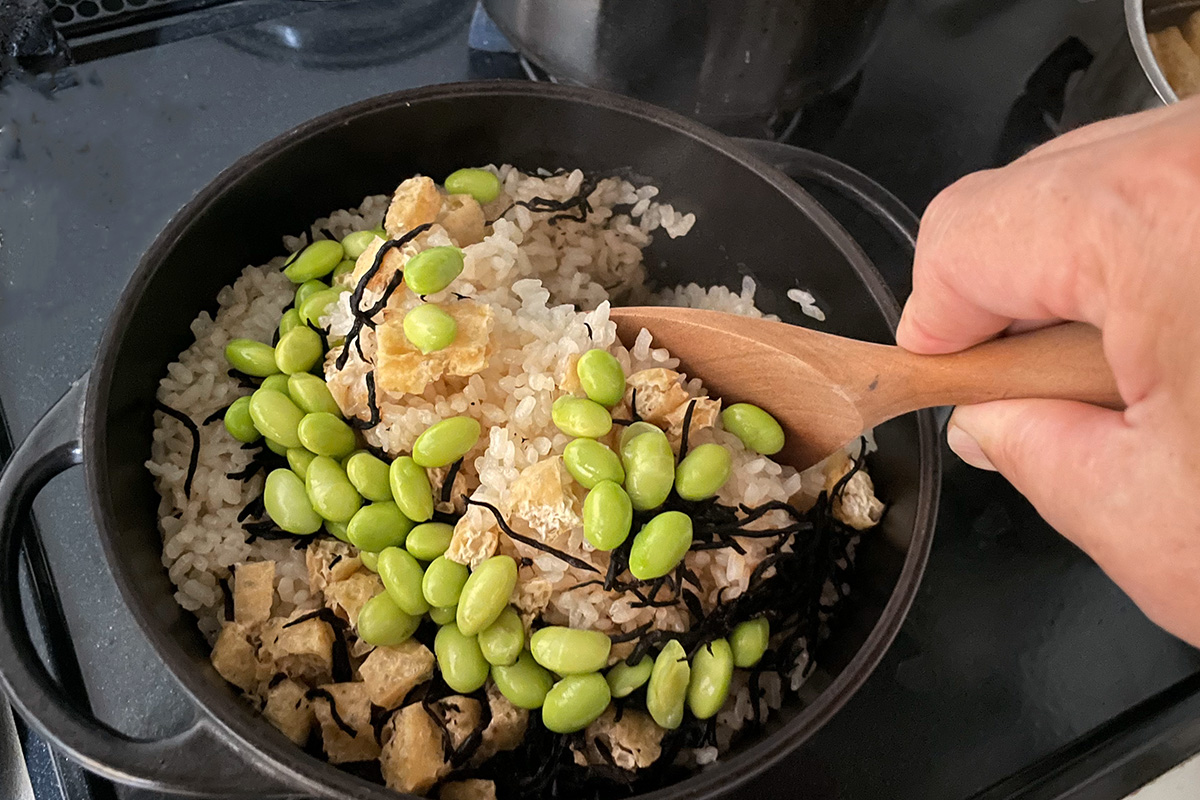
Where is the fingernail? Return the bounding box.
[946,422,997,471]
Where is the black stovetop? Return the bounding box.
[2,1,1199,799]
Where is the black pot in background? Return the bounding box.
[482,0,891,137]
[0,81,937,798]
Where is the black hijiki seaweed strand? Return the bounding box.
[441,458,464,504]
[464,497,600,574]
[154,401,200,498]
[348,371,381,430]
[306,688,357,739]
[320,227,336,242]
[226,368,260,389]
[285,608,352,682]
[677,399,698,461]
[202,403,233,426]
[486,178,597,227]
[306,319,330,353]
[218,576,234,622]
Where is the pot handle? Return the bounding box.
[0,377,290,796]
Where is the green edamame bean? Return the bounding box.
[730,617,770,668]
[674,443,732,501]
[582,480,632,551]
[341,229,379,260]
[721,403,785,455]
[389,456,434,521]
[299,287,346,327]
[434,623,489,694]
[283,240,344,283]
[304,455,363,523]
[225,339,280,377]
[619,421,660,457]
[576,349,626,408]
[278,308,303,339]
[263,469,322,535]
[629,511,693,580]
[403,246,466,295]
[412,417,481,468]
[646,639,690,730]
[551,396,612,438]
[265,438,288,456]
[687,638,733,719]
[331,259,357,282]
[223,396,260,443]
[444,168,501,204]
[530,626,612,675]
[492,649,554,710]
[297,412,356,459]
[606,656,653,698]
[357,592,419,646]
[359,550,379,572]
[275,326,323,375]
[622,428,675,511]
[542,673,611,734]
[287,374,340,415]
[563,438,624,489]
[403,304,458,354]
[326,520,349,542]
[345,452,392,502]
[406,522,454,560]
[248,388,305,448]
[377,546,430,615]
[422,556,469,608]
[287,447,317,479]
[429,604,456,625]
[295,279,329,309]
[347,502,413,552]
[261,373,291,395]
[478,607,524,667]
[456,555,518,635]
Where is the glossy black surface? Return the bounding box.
[1,0,1198,798]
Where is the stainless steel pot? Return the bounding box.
[482,0,890,136]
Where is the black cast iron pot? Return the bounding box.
[0,81,938,798]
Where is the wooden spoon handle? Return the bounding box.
[862,322,1123,425]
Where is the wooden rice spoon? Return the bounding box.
[608,307,1122,470]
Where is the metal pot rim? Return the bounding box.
[1126,0,1181,104]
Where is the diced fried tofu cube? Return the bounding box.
[358,639,435,709]
[1150,26,1200,98]
[210,622,258,692]
[324,570,383,627]
[583,707,663,770]
[351,236,407,294]
[258,612,334,685]
[446,504,499,568]
[437,695,483,751]
[386,176,443,238]
[311,682,379,764]
[262,678,313,746]
[663,396,720,441]
[380,704,450,794]
[626,369,690,424]
[559,353,583,395]
[441,780,497,800]
[502,457,581,547]
[474,684,528,763]
[306,540,359,596]
[233,560,275,625]
[511,577,552,629]
[438,194,486,247]
[824,452,885,531]
[376,300,494,396]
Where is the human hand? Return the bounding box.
[897,98,1200,646]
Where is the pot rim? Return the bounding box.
[1126,0,1182,105]
[84,80,939,799]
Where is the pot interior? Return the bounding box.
[89,82,934,798]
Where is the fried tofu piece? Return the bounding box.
[626,369,690,424]
[358,639,435,709]
[325,570,382,627]
[559,353,583,395]
[447,503,500,568]
[441,780,497,800]
[438,194,486,247]
[386,176,443,238]
[511,577,553,629]
[1150,26,1200,98]
[311,682,380,764]
[258,611,334,685]
[262,677,313,746]
[351,236,408,294]
[376,300,494,396]
[582,707,663,770]
[824,452,885,531]
[663,396,720,441]
[1184,11,1200,53]
[474,684,528,763]
[503,457,581,547]
[306,540,359,597]
[380,704,451,794]
[233,560,275,626]
[437,695,483,751]
[211,622,258,692]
